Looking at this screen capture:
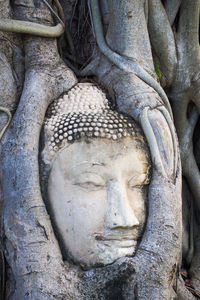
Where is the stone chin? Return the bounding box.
[63,238,138,269]
[65,231,140,269]
[86,240,138,269]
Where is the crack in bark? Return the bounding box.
[36,221,49,240]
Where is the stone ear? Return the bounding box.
[140,106,177,181]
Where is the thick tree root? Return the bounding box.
[164,0,181,26]
[148,0,177,87]
[0,246,5,300]
[89,0,173,118]
[0,19,64,37]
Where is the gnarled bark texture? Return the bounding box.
[0,0,199,299]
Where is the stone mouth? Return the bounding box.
[99,239,137,249]
[94,233,138,243]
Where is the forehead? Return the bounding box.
[51,137,151,176]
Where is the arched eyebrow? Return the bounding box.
[73,161,105,167]
[128,172,150,186]
[126,161,151,185]
[92,162,105,167]
[67,161,105,173]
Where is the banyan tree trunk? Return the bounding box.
[0,0,199,299]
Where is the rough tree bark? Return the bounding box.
[0,0,199,299]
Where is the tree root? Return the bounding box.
[174,101,200,212]
[140,107,166,177]
[42,0,65,27]
[148,0,177,87]
[184,154,200,214]
[0,106,11,141]
[140,105,178,180]
[89,0,173,118]
[169,0,200,223]
[0,246,5,300]
[158,106,178,179]
[164,0,181,26]
[187,198,194,265]
[177,275,197,300]
[0,19,64,37]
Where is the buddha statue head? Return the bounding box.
[40,83,151,270]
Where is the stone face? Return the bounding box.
[48,137,150,269]
[40,82,151,270]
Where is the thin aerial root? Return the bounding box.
[186,108,199,141]
[144,0,149,22]
[164,0,181,26]
[186,198,194,265]
[0,246,5,300]
[181,107,199,157]
[0,106,12,140]
[46,0,75,56]
[53,0,66,24]
[88,0,95,36]
[79,57,100,76]
[42,0,65,27]
[140,107,167,178]
[0,19,64,38]
[158,106,178,179]
[184,154,200,214]
[177,0,200,71]
[89,0,173,118]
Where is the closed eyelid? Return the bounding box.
[128,173,150,186]
[73,173,105,186]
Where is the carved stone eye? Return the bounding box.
[76,182,105,190]
[128,173,149,189]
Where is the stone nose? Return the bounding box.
[105,180,140,229]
